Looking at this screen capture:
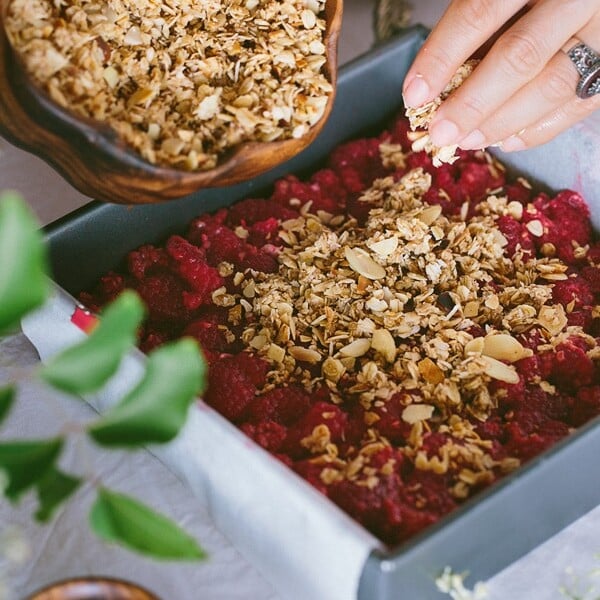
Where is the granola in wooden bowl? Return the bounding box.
[0,0,341,202]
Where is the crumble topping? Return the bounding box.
[5,0,332,170]
[80,114,600,546]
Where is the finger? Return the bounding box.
[402,0,527,108]
[500,92,600,152]
[460,52,579,148]
[462,17,600,149]
[428,0,597,148]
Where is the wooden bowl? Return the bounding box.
[0,0,343,205]
[27,577,159,600]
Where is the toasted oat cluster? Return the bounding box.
[5,0,332,170]
[406,60,478,167]
[81,115,600,545]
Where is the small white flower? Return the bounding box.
[435,568,489,600]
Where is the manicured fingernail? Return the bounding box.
[458,129,486,150]
[500,135,526,152]
[403,74,430,108]
[429,119,461,147]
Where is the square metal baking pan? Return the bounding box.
[43,26,600,599]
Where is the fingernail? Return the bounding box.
[429,119,461,147]
[500,135,526,152]
[403,74,430,108]
[458,129,486,150]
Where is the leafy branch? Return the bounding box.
[0,191,207,561]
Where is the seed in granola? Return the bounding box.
[344,247,386,280]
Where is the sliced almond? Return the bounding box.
[368,237,399,258]
[482,356,520,384]
[289,346,321,364]
[402,404,435,424]
[525,219,544,237]
[482,334,532,363]
[418,205,442,226]
[418,357,445,384]
[371,329,397,363]
[464,337,484,355]
[339,338,371,358]
[301,8,317,28]
[344,247,386,280]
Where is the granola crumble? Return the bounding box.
[5,0,332,170]
[406,60,478,167]
[80,113,600,546]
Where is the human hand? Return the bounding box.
[402,0,600,152]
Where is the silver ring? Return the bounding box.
[566,41,600,99]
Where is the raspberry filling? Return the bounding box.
[81,115,600,547]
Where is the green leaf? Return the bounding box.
[0,192,49,334]
[0,386,15,425]
[89,338,206,448]
[90,487,206,560]
[41,291,145,395]
[0,439,62,500]
[35,467,81,522]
